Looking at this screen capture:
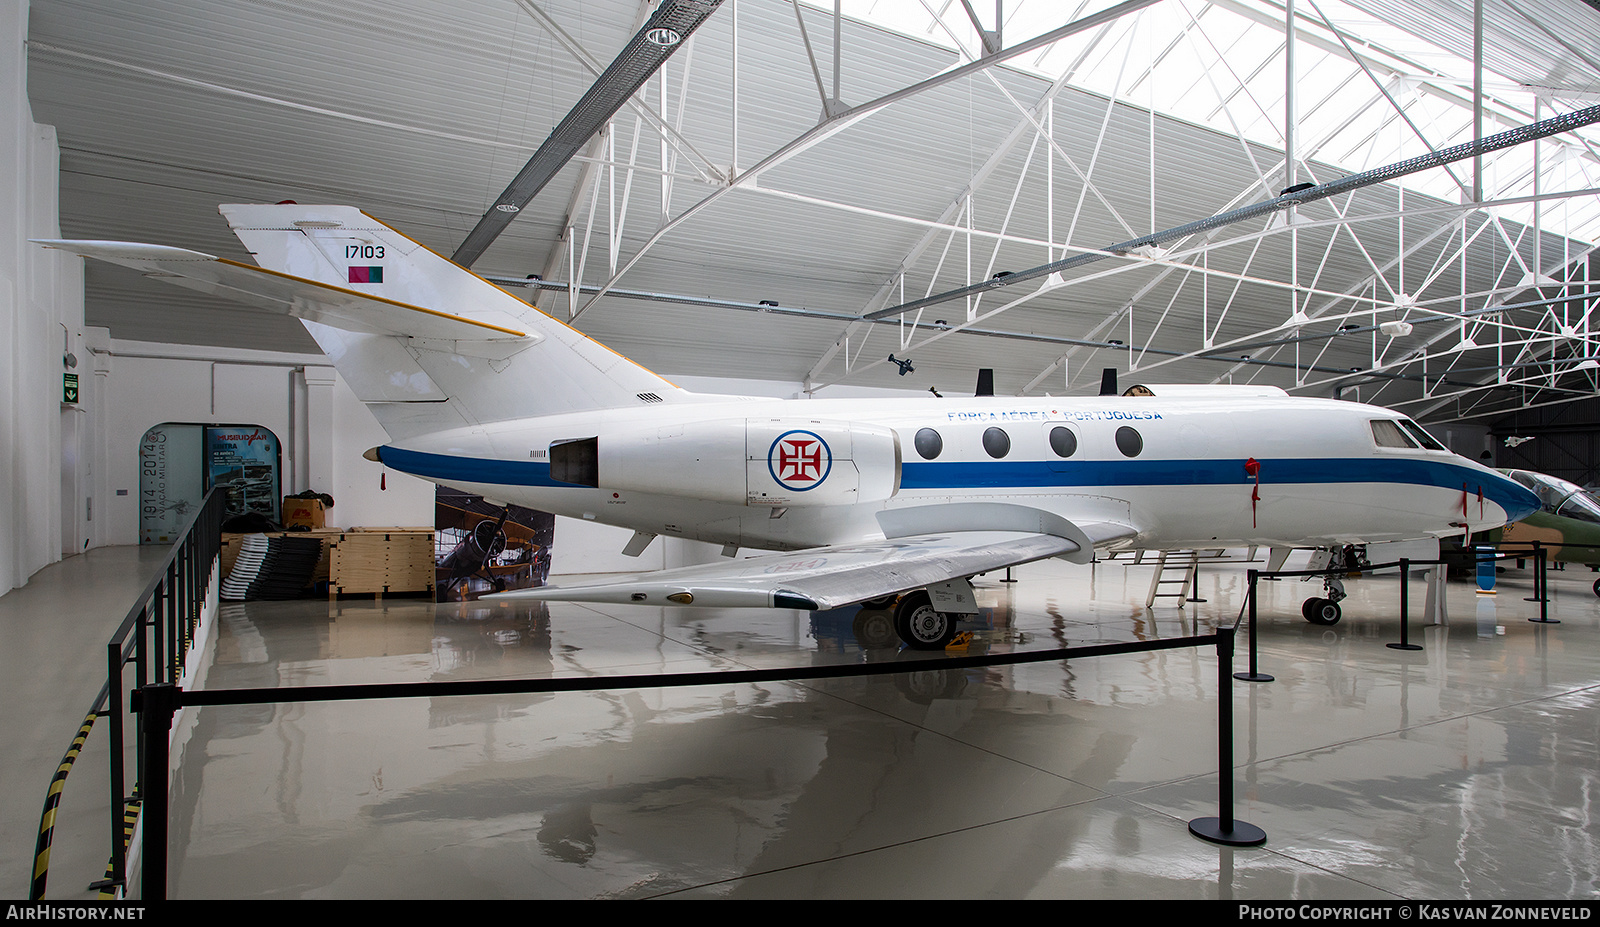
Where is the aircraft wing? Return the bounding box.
[32,239,530,343]
[487,517,1138,611]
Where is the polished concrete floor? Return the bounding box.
[0,544,174,902]
[8,546,1600,899]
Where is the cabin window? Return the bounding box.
[914,427,943,460]
[1115,426,1143,457]
[1399,419,1447,451]
[1370,420,1417,449]
[982,427,1011,458]
[1048,426,1078,458]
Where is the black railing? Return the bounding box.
[29,488,225,900]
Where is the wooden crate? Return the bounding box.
[328,528,436,599]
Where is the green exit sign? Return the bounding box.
[63,373,78,404]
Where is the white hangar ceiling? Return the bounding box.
[23,0,1600,423]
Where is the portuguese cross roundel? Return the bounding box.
[768,430,832,491]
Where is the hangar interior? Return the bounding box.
[2,0,1599,901]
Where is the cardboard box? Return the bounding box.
[283,497,328,529]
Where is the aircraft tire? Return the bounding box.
[1304,598,1341,625]
[1592,578,1600,598]
[894,591,958,650]
[852,609,898,650]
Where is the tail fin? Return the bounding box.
[219,204,690,439]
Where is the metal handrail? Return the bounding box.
[29,488,225,900]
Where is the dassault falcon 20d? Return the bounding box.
[38,204,1540,648]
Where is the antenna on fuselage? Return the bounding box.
[1099,368,1118,396]
[975,369,994,397]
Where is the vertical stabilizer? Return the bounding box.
[219,204,689,439]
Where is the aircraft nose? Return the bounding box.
[1489,470,1540,524]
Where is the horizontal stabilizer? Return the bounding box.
[485,530,1082,610]
[32,239,532,343]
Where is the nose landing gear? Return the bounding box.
[1301,545,1360,625]
[1301,596,1342,625]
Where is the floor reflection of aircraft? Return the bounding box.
[1498,469,1600,596]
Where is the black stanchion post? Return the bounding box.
[1190,625,1267,846]
[105,642,126,890]
[1389,558,1422,651]
[133,683,178,901]
[1530,544,1558,623]
[1526,542,1547,603]
[1235,569,1272,683]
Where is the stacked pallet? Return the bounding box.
[221,529,344,584]
[220,534,326,601]
[328,528,436,600]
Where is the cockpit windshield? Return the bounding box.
[1505,469,1592,517]
[1556,492,1600,525]
[1370,420,1416,448]
[1370,418,1447,451]
[1398,419,1447,451]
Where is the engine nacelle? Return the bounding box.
[556,418,901,507]
[746,418,901,507]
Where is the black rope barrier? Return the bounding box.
[1236,543,1555,672]
[131,621,1275,898]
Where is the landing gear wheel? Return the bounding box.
[852,609,898,650]
[1303,597,1341,625]
[893,591,959,650]
[860,594,900,610]
[1591,578,1600,598]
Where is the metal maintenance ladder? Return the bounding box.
[1145,549,1198,608]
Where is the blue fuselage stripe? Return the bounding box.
[381,447,568,487]
[379,446,1537,519]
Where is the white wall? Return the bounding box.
[1,1,83,595]
[86,336,435,544]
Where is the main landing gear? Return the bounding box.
[855,587,969,650]
[856,591,961,650]
[893,590,961,650]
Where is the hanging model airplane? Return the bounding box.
[37,204,1540,647]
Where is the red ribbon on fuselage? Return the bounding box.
[1246,458,1261,528]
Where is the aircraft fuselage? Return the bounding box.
[375,392,1535,554]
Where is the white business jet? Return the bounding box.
[38,204,1539,648]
